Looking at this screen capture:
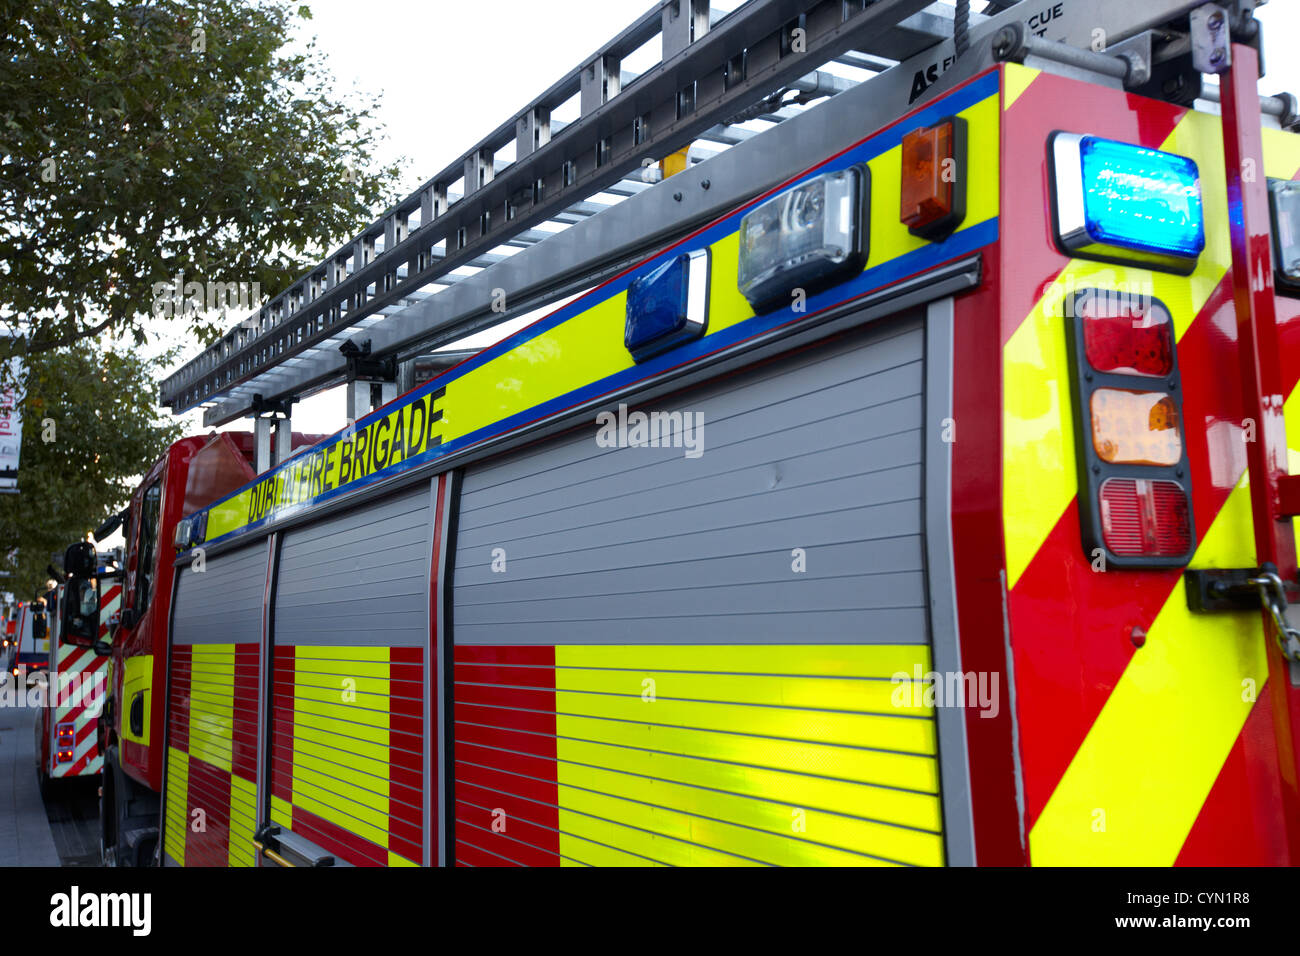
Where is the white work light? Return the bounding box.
[737,165,869,312]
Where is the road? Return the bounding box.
[0,678,102,867]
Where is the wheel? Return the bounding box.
[34,715,52,800]
[37,766,52,801]
[101,743,159,867]
[100,745,118,867]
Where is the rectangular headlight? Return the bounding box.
[1051,133,1204,274]
[737,165,868,313]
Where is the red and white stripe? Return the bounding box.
[51,584,119,778]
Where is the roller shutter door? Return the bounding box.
[164,542,266,867]
[269,487,429,866]
[451,314,946,867]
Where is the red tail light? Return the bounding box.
[1081,302,1174,376]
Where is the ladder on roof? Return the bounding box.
[159,0,978,425]
[159,0,1278,434]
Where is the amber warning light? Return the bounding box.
[900,116,967,241]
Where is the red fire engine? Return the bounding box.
[56,0,1300,867]
[33,552,122,796]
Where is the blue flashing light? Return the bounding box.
[1079,136,1205,260]
[624,249,709,362]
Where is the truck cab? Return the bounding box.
[98,430,323,865]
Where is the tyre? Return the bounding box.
[102,744,159,867]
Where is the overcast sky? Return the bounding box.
[154,0,1300,439]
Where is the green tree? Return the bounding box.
[0,0,402,355]
[0,343,181,598]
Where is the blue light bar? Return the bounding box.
[1051,133,1205,274]
[624,249,710,362]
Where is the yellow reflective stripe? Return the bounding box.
[388,851,418,867]
[554,690,935,755]
[557,804,762,866]
[292,658,393,681]
[550,643,941,864]
[441,292,633,444]
[270,793,293,829]
[559,834,661,867]
[559,785,901,867]
[291,778,390,846]
[228,775,258,867]
[164,746,189,866]
[1002,110,1300,588]
[289,645,393,850]
[556,667,932,715]
[292,750,389,805]
[292,719,390,765]
[553,643,931,677]
[555,735,941,832]
[554,713,936,793]
[1002,63,1040,110]
[558,756,941,866]
[290,682,392,720]
[189,645,234,773]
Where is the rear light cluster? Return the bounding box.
[1066,291,1195,566]
[55,721,75,763]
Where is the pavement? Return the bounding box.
[0,678,62,866]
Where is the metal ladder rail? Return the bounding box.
[160,0,946,416]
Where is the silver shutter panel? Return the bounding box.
[274,486,430,647]
[172,542,266,645]
[454,315,927,645]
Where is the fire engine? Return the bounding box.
[59,0,1300,866]
[33,548,122,796]
[11,599,49,682]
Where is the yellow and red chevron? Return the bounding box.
[998,64,1300,865]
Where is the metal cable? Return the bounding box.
[954,0,971,57]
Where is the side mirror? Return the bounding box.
[32,609,47,641]
[60,578,99,647]
[92,639,113,657]
[64,541,96,578]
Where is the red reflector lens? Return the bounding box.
[901,122,956,234]
[1081,299,1174,376]
[1099,477,1192,557]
